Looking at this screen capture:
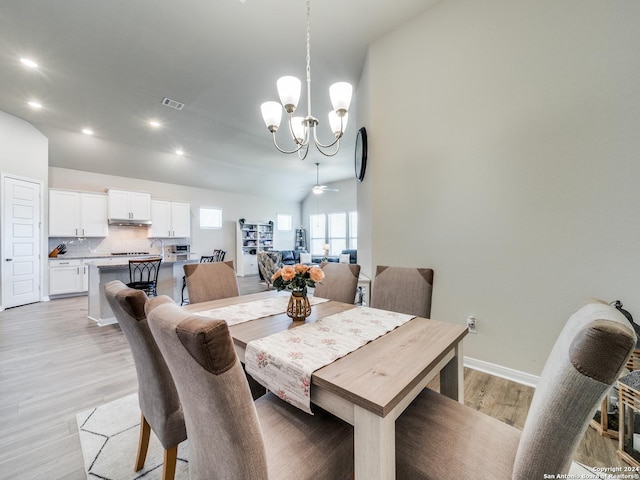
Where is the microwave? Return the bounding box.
[170,245,190,254]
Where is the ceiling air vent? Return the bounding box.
[162,97,184,110]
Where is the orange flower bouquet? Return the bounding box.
[271,263,324,298]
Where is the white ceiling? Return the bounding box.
[0,0,441,201]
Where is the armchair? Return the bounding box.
[257,251,282,288]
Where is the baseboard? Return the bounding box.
[464,356,540,388]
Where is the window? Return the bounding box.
[309,211,358,255]
[310,213,326,255]
[277,214,292,231]
[349,211,358,250]
[199,207,222,229]
[328,212,347,255]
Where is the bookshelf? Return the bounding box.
[236,219,273,276]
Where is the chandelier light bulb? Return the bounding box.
[261,101,283,132]
[277,76,302,114]
[329,82,353,115]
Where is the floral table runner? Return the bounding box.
[194,294,329,326]
[245,307,415,414]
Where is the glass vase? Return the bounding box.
[287,290,311,321]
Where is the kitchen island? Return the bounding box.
[86,255,198,326]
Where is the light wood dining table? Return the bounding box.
[184,290,468,479]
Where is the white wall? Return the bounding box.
[365,0,640,375]
[0,111,49,182]
[49,167,301,262]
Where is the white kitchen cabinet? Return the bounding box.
[149,200,191,238]
[49,190,108,237]
[49,258,87,295]
[107,189,151,222]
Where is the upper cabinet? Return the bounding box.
[49,189,108,237]
[149,200,191,238]
[107,189,151,224]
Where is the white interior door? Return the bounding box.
[1,175,42,309]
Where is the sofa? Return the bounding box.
[280,249,305,265]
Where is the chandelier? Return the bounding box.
[260,0,352,160]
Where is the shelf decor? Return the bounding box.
[617,371,640,467]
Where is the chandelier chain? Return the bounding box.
[305,0,312,117]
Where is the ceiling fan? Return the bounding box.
[311,163,339,195]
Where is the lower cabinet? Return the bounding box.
[49,259,88,295]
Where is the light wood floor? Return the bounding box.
[0,276,624,478]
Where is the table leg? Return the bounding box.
[354,405,396,480]
[439,343,464,403]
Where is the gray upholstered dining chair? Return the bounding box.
[104,281,186,480]
[145,295,354,480]
[313,262,361,304]
[370,265,434,318]
[183,260,239,304]
[395,301,636,479]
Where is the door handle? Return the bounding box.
[5,258,12,261]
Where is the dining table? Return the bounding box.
[183,290,468,479]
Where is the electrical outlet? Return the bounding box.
[467,316,477,334]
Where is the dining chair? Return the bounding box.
[183,260,239,304]
[180,256,215,306]
[370,265,434,318]
[104,281,186,480]
[145,295,354,480]
[395,301,636,479]
[313,262,361,304]
[127,257,162,297]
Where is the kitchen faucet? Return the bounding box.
[149,238,165,259]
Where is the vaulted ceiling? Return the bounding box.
[0,0,441,201]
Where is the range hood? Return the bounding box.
[108,218,152,226]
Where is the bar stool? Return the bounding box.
[127,258,162,297]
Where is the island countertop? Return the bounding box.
[87,257,199,326]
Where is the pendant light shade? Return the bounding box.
[329,111,348,137]
[277,76,302,114]
[261,101,283,132]
[291,116,306,143]
[329,82,353,115]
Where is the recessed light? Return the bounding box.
[176,149,184,156]
[82,128,94,135]
[27,101,42,109]
[149,120,161,128]
[20,57,39,68]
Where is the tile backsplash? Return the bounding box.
[48,225,189,256]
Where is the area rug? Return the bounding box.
[76,393,189,479]
[78,394,618,479]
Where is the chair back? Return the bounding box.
[103,281,186,448]
[200,255,216,263]
[183,260,239,304]
[313,263,361,304]
[217,250,227,262]
[128,257,162,296]
[513,302,636,479]
[370,266,434,318]
[146,296,269,479]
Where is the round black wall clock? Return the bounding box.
[355,127,368,182]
